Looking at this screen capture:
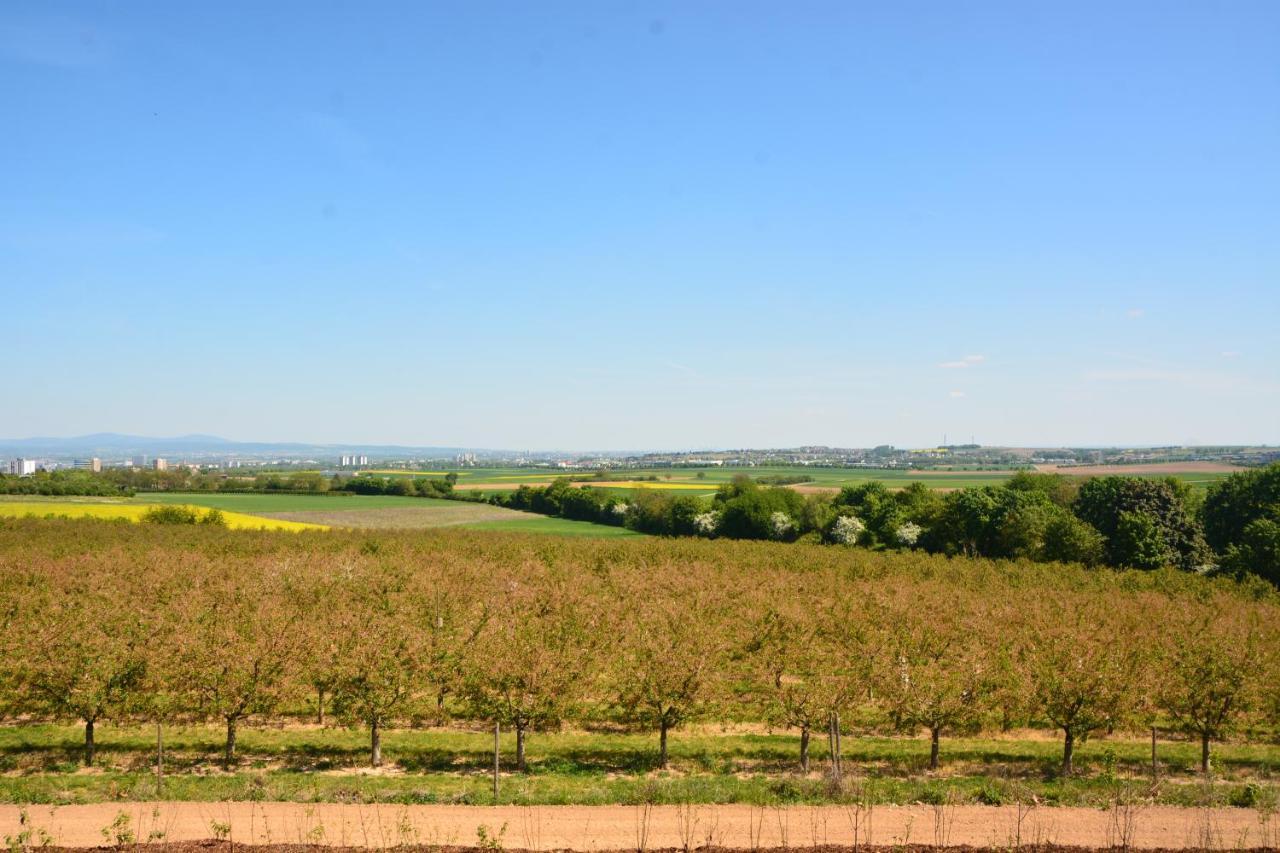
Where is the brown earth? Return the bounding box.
[24,846,1280,853]
[453,483,546,491]
[2,802,1272,850]
[1033,462,1244,475]
[257,505,548,529]
[786,485,841,495]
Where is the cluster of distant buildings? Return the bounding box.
[3,455,241,476]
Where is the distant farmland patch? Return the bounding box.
[130,492,633,535]
[261,503,549,529]
[0,500,324,531]
[1036,461,1245,475]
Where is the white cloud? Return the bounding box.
[1126,308,1145,318]
[938,354,986,369]
[949,390,966,398]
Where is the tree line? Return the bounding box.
[486,465,1280,585]
[0,519,1276,778]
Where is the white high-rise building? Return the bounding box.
[8,459,37,477]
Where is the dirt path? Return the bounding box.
[1,802,1269,850]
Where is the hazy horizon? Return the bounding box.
[4,1,1277,448]
[0,430,1273,457]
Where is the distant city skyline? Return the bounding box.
[0,431,1274,459]
[3,1,1277,448]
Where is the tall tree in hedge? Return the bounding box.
[1221,519,1280,586]
[1203,464,1280,584]
[1039,513,1106,565]
[717,486,808,541]
[926,487,1052,558]
[1202,464,1280,550]
[1073,476,1210,569]
[831,482,903,546]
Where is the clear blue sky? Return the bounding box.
[3,1,1277,450]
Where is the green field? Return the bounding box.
[444,465,1236,493]
[0,723,1274,807]
[464,517,640,537]
[0,494,639,537]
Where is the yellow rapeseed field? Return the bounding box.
[0,502,326,532]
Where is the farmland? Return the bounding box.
[0,494,638,537]
[429,464,1239,498]
[0,519,1277,818]
[0,500,324,532]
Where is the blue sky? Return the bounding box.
[3,1,1277,450]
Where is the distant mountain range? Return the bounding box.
[0,433,486,458]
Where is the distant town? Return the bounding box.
[5,438,1277,479]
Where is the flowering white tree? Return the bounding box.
[770,511,795,540]
[831,514,866,545]
[896,522,924,547]
[693,511,720,536]
[612,503,630,518]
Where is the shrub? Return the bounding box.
[141,505,201,525]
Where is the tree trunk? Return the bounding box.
[516,724,527,773]
[315,687,326,726]
[436,690,447,726]
[225,716,239,769]
[84,718,96,767]
[800,726,810,773]
[370,718,382,767]
[929,726,941,771]
[659,720,670,769]
[1062,728,1074,776]
[1201,731,1211,775]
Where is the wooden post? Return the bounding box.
[1150,726,1157,781]
[155,722,164,792]
[493,722,500,799]
[829,706,839,778]
[829,713,843,786]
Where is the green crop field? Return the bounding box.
[440,465,1235,493]
[464,516,641,537]
[0,493,638,536]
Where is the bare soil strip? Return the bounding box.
[1033,462,1244,475]
[1,802,1266,850]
